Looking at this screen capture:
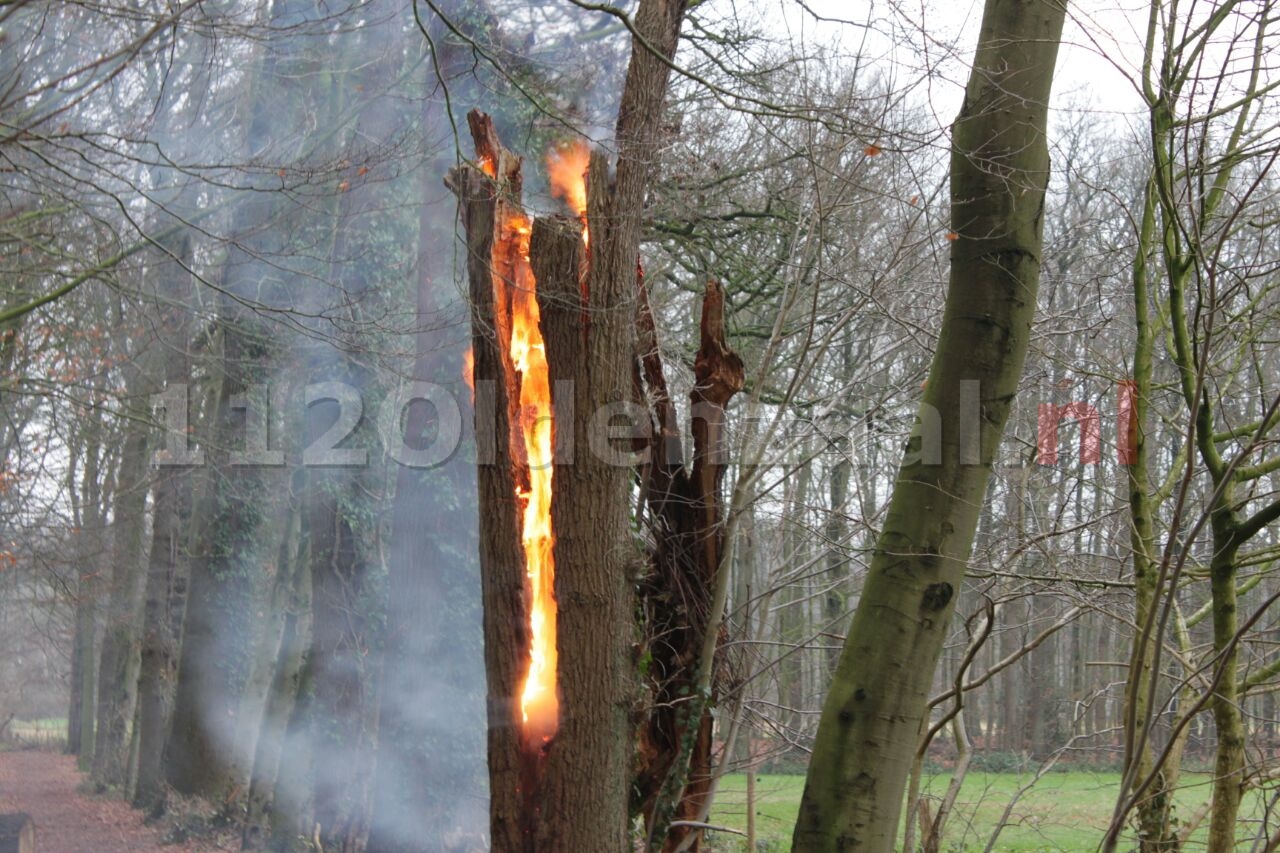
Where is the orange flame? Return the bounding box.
[462,347,474,402]
[546,141,590,246]
[506,214,559,747]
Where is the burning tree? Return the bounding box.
[441,2,750,848]
[448,96,742,852]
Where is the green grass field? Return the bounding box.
[706,771,1278,851]
[2,717,67,748]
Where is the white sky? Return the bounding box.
[764,0,1150,124]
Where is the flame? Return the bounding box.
[478,154,497,178]
[462,347,474,401]
[546,141,590,246]
[505,213,559,747]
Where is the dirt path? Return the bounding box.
[0,750,223,852]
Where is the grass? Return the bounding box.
[705,770,1280,851]
[3,717,67,749]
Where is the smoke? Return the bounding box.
[1,0,644,846]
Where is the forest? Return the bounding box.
[1,0,1279,851]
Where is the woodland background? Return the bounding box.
[1,0,1279,850]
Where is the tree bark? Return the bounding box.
[792,0,1065,847]
[632,275,742,852]
[92,365,152,788]
[133,229,196,811]
[241,477,308,850]
[451,3,689,846]
[449,117,532,853]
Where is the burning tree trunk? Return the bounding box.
[452,109,638,849]
[450,106,741,850]
[447,6,699,849]
[448,116,549,851]
[531,203,636,853]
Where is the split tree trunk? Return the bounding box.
[531,201,636,853]
[632,274,742,852]
[449,4,690,850]
[448,116,536,853]
[792,0,1065,848]
[453,106,720,852]
[453,112,640,850]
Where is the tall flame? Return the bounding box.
[507,214,559,747]
[547,141,590,246]
[462,346,474,402]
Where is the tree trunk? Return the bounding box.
[268,647,318,852]
[1206,537,1245,852]
[1118,177,1183,851]
[451,2,688,847]
[66,427,104,764]
[92,367,152,788]
[792,0,1065,847]
[631,274,742,852]
[777,455,812,743]
[241,476,309,850]
[163,0,307,793]
[68,564,99,766]
[66,587,92,758]
[303,417,378,852]
[448,125,530,852]
[164,320,254,798]
[133,229,196,811]
[824,430,852,673]
[531,212,637,851]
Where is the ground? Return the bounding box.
[0,749,223,852]
[706,770,1278,851]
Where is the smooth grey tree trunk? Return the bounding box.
[792,0,1066,848]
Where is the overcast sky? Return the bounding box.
[765,0,1149,122]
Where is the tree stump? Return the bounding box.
[0,813,35,853]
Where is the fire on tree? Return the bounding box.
[449,110,743,852]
